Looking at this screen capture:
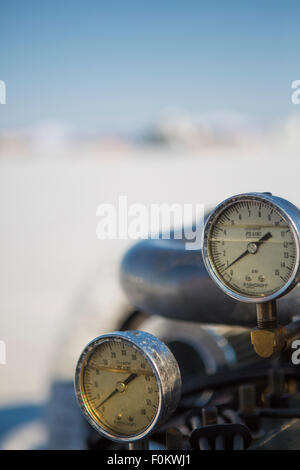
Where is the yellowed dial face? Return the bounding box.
[208,199,297,298]
[80,339,160,438]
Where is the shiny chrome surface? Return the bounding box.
[75,330,181,443]
[120,225,300,326]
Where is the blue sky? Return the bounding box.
[0,0,299,133]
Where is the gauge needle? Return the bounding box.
[96,373,137,409]
[224,232,272,271]
[89,364,152,375]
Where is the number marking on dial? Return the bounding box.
[81,340,160,437]
[208,199,297,297]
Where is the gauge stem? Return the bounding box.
[256,301,277,329]
[251,300,286,357]
[128,439,149,450]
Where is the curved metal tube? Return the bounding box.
[120,236,300,327]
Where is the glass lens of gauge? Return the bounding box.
[80,339,159,437]
[208,198,297,298]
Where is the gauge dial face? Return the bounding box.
[79,339,160,438]
[206,197,298,299]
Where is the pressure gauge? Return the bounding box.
[202,193,300,303]
[75,330,181,443]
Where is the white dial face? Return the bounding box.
[80,340,159,438]
[207,198,298,298]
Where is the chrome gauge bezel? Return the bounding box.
[74,330,181,443]
[202,192,300,303]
